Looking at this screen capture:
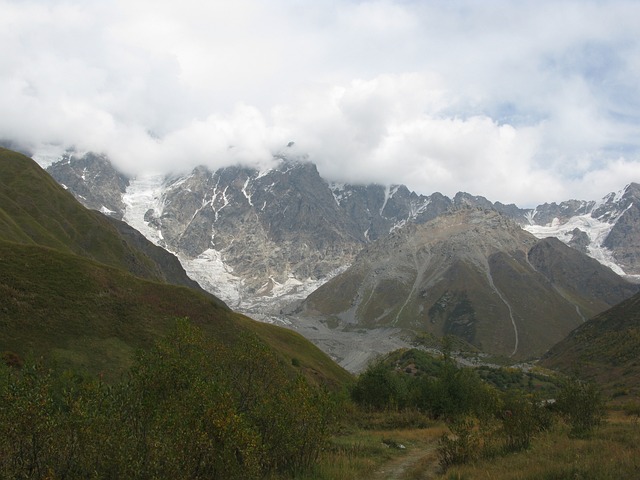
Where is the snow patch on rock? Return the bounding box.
[523,214,625,275]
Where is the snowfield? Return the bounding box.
[523,214,626,276]
[122,174,167,245]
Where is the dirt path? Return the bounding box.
[371,444,439,480]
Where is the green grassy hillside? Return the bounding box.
[0,240,227,378]
[0,147,195,285]
[541,290,640,397]
[0,240,350,386]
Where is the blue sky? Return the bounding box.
[1,0,639,206]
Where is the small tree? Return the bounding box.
[351,360,407,410]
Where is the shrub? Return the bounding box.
[499,391,549,452]
[623,402,640,423]
[437,417,481,469]
[1,351,23,368]
[0,319,338,479]
[351,360,408,410]
[555,378,606,438]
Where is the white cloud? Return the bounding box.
[1,0,639,206]
[274,76,555,205]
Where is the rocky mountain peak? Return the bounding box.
[527,199,595,226]
[592,183,638,222]
[453,192,494,210]
[47,152,129,219]
[625,182,640,198]
[522,183,640,278]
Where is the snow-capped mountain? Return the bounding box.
[44,152,640,316]
[39,150,640,368]
[131,161,367,309]
[521,183,640,278]
[44,153,473,310]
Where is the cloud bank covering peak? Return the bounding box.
[1,0,639,206]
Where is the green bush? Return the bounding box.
[499,391,548,452]
[351,360,408,410]
[555,378,606,438]
[0,319,338,479]
[437,416,481,469]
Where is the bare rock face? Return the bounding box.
[602,184,640,275]
[328,183,452,241]
[147,161,366,294]
[47,152,129,219]
[568,228,590,253]
[527,199,596,225]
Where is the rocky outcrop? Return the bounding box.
[47,152,129,218]
[567,228,590,253]
[602,184,640,275]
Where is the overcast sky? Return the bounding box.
[1,0,639,206]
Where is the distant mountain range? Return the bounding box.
[522,184,640,278]
[46,151,639,284]
[42,149,640,361]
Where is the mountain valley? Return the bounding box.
[42,150,640,368]
[3,144,640,479]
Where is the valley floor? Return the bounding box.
[253,312,415,372]
[295,408,640,480]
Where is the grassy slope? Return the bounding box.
[0,148,351,386]
[443,410,640,480]
[238,316,352,388]
[0,240,229,378]
[541,290,640,397]
[0,148,167,280]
